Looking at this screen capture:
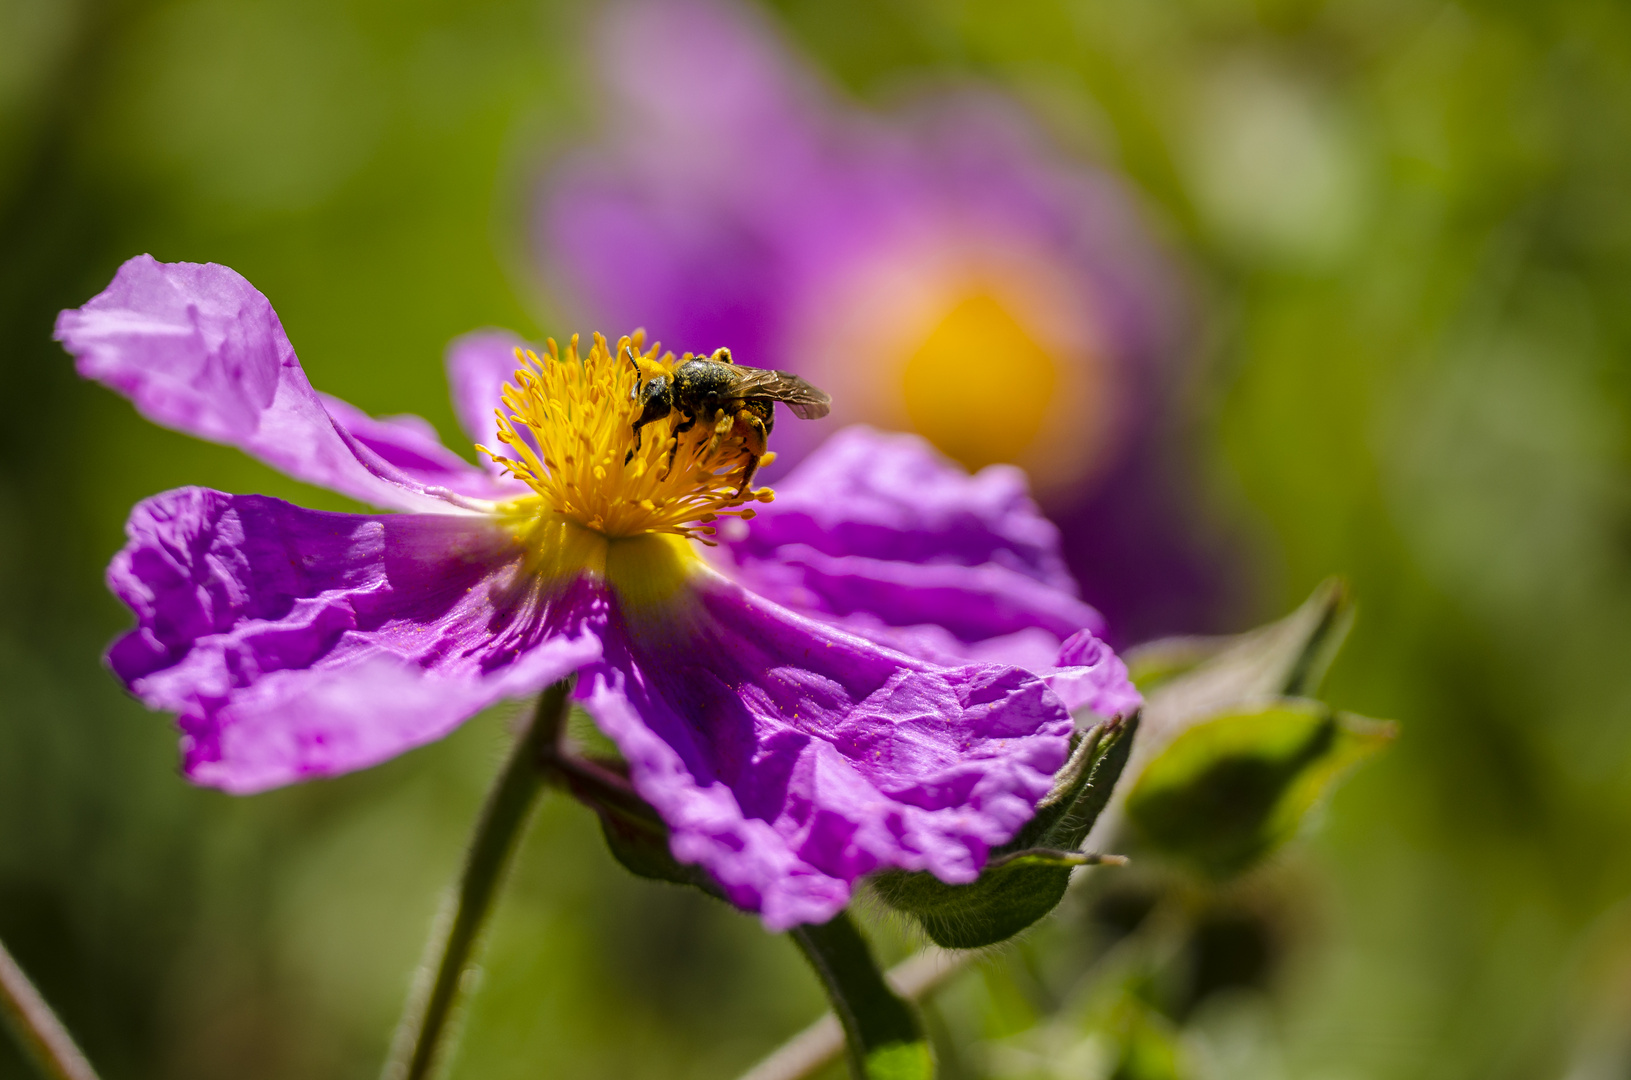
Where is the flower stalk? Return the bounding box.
[0,936,100,1080]
[737,946,971,1080]
[789,913,933,1080]
[382,680,573,1080]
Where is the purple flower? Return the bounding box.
[57,255,1138,930]
[536,0,1239,642]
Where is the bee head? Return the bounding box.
[634,374,673,428]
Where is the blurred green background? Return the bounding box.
[5,0,1631,1077]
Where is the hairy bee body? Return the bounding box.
[628,347,830,492]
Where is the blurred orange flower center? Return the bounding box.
[901,293,1060,473]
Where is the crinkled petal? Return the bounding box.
[722,427,1105,666]
[56,255,485,513]
[316,393,514,500]
[1045,629,1142,719]
[107,487,603,792]
[578,569,1073,930]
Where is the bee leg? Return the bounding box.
[627,410,660,462]
[734,408,770,495]
[705,409,735,458]
[737,453,761,494]
[661,413,696,480]
[624,349,647,464]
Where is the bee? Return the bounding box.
[627,347,831,493]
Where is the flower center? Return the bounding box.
[791,235,1118,499]
[900,292,1060,472]
[478,332,774,544]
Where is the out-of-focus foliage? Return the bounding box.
[1116,581,1392,882]
[3,1,1631,1079]
[1125,701,1390,880]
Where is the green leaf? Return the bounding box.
[791,912,933,1080]
[1127,577,1353,709]
[870,716,1137,949]
[1108,579,1364,846]
[1124,699,1394,878]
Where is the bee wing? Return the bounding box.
[729,366,832,419]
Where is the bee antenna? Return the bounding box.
[625,345,643,395]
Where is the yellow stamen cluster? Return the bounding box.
[476,332,774,544]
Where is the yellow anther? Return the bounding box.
[481,332,774,545]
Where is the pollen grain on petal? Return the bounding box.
[479,332,775,547]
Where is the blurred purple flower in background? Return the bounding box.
[57,255,1138,930]
[538,0,1236,642]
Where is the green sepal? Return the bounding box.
[1124,699,1394,879]
[549,756,726,899]
[595,798,721,896]
[870,716,1137,949]
[1009,714,1138,853]
[549,708,727,893]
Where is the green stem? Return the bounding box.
[381,680,572,1080]
[790,912,933,1080]
[0,935,99,1080]
[738,947,968,1080]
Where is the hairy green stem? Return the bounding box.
[737,946,968,1080]
[789,912,933,1080]
[381,680,572,1080]
[0,936,99,1080]
[739,881,1175,1080]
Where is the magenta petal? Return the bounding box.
[445,330,531,456]
[108,487,604,792]
[316,393,515,500]
[56,255,482,513]
[1045,629,1142,720]
[724,427,1105,665]
[579,571,1073,930]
